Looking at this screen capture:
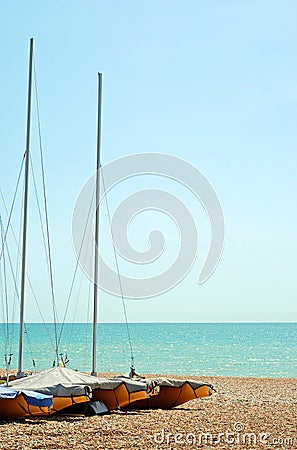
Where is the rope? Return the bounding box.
[33,57,59,364]
[101,167,135,369]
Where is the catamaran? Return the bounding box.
[0,38,214,418]
[0,39,156,418]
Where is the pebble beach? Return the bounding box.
[0,372,296,449]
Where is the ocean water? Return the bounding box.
[0,322,296,378]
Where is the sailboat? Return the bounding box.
[1,38,214,418]
[124,374,214,409]
[0,38,93,418]
[85,75,215,409]
[1,39,156,419]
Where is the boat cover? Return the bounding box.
[0,385,53,407]
[145,377,213,390]
[105,376,150,393]
[9,367,98,397]
[119,373,212,391]
[0,386,18,399]
[22,390,53,407]
[9,366,151,397]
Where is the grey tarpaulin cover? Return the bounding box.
[144,377,212,389]
[9,366,151,397]
[9,367,98,397]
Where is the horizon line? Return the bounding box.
[1,321,296,324]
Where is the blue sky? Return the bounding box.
[0,1,296,323]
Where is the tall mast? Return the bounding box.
[17,38,34,376]
[92,72,102,376]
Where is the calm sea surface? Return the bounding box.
[0,323,296,378]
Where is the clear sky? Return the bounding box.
[0,0,296,323]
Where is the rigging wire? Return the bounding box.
[100,168,135,370]
[0,188,54,350]
[67,266,85,347]
[2,219,36,370]
[0,251,6,328]
[0,215,10,368]
[65,216,93,363]
[84,277,92,371]
[11,182,25,339]
[0,157,25,263]
[58,165,136,369]
[57,186,96,349]
[66,261,86,355]
[33,56,59,364]
[29,157,51,275]
[0,49,60,370]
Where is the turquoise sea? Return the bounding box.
[0,323,296,378]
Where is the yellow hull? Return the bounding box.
[124,383,213,409]
[0,395,51,419]
[0,394,90,419]
[92,384,150,410]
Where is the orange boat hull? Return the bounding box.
[0,394,90,419]
[123,382,213,409]
[92,384,150,410]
